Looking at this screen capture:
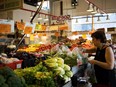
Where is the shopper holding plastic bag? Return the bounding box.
[83,31,116,87]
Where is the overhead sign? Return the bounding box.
[0,19,14,33]
[16,22,25,30]
[35,24,42,31]
[0,0,23,11]
[52,15,71,23]
[0,24,11,33]
[24,22,36,34]
[24,26,33,34]
[49,25,58,30]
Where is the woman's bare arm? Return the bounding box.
[105,47,114,69]
[84,46,97,53]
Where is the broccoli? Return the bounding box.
[7,75,25,87]
[0,66,15,79]
[20,77,27,87]
[1,83,9,87]
[0,75,6,86]
[0,66,27,87]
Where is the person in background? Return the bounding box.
[83,30,116,87]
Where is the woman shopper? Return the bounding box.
[84,30,116,87]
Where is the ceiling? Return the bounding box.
[24,0,57,6]
[63,0,116,16]
[24,0,116,16]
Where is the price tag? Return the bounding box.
[16,64,21,68]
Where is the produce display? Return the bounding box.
[0,36,91,87]
[17,44,54,52]
[14,57,73,87]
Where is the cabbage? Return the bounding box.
[58,63,64,68]
[63,64,70,71]
[56,57,64,64]
[63,75,71,83]
[46,63,58,68]
[45,58,57,63]
[54,67,65,75]
[65,71,73,77]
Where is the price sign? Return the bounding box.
[0,24,11,33]
[30,34,34,41]
[25,22,36,33]
[82,34,87,39]
[55,32,60,37]
[59,25,68,30]
[0,19,14,33]
[24,26,32,34]
[41,25,46,31]
[72,31,78,35]
[49,25,58,30]
[35,24,42,31]
[42,33,46,36]
[16,22,25,30]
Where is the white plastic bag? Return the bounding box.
[72,47,80,55]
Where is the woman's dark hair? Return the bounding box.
[91,30,107,43]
